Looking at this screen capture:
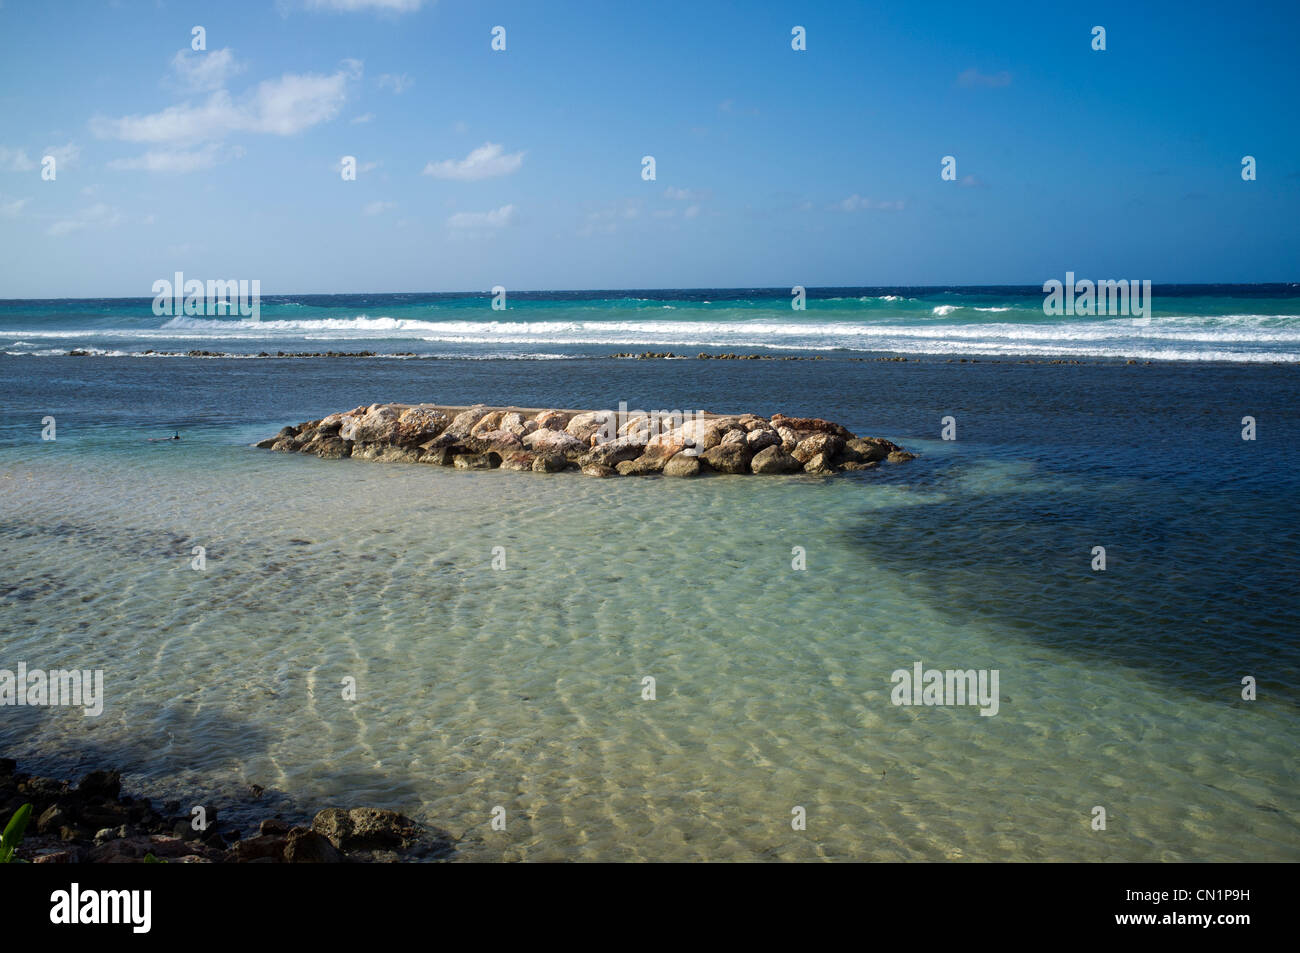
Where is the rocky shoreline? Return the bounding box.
[255,403,917,477]
[0,759,451,863]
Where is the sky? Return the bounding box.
[0,0,1297,297]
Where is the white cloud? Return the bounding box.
[363,200,396,216]
[305,0,426,11]
[663,186,709,201]
[422,142,523,181]
[108,144,241,173]
[91,62,361,143]
[0,146,35,172]
[447,203,517,228]
[377,73,413,94]
[837,194,905,212]
[47,203,122,237]
[0,196,30,217]
[170,48,246,92]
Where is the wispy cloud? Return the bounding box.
[91,60,362,143]
[377,73,413,94]
[422,142,524,181]
[836,194,905,212]
[663,186,710,202]
[170,48,246,92]
[0,146,36,172]
[351,112,375,124]
[363,200,397,216]
[109,144,243,173]
[0,196,30,217]
[447,203,517,228]
[47,203,122,237]
[956,68,1012,88]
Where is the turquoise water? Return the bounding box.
[1,352,1297,861]
[3,284,1300,362]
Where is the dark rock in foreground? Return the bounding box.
[256,403,915,477]
[0,759,452,864]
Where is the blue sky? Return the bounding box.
[0,0,1297,296]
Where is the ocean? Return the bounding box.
[3,284,1300,362]
[1,287,1297,861]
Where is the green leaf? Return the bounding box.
[1,803,33,860]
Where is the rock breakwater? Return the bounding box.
[256,403,916,477]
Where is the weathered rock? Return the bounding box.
[720,428,749,447]
[394,407,450,444]
[312,807,414,851]
[499,412,528,436]
[750,446,803,474]
[792,433,845,464]
[662,453,702,477]
[746,428,781,451]
[523,428,585,456]
[770,414,854,440]
[532,453,568,473]
[701,443,754,474]
[803,452,840,475]
[418,446,455,466]
[581,463,618,478]
[580,438,646,468]
[284,827,343,863]
[470,410,506,435]
[498,451,537,471]
[841,460,880,471]
[886,450,917,463]
[534,410,569,431]
[473,429,525,452]
[453,452,498,470]
[229,833,287,863]
[844,437,892,463]
[78,770,122,799]
[616,454,665,475]
[343,405,401,444]
[564,411,609,444]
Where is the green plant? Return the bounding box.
[143,852,166,863]
[0,803,33,863]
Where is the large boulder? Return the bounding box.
[791,433,845,464]
[579,438,645,468]
[770,414,854,440]
[498,451,537,471]
[470,410,507,435]
[803,452,840,475]
[564,411,610,445]
[844,437,892,463]
[311,807,415,851]
[531,453,568,473]
[663,453,702,477]
[746,428,781,451]
[616,454,666,475]
[284,827,343,863]
[523,428,585,456]
[394,407,450,444]
[701,443,753,474]
[750,445,803,473]
[343,405,401,444]
[534,410,569,431]
[581,463,617,478]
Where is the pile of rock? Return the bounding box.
[256,403,915,477]
[0,759,450,863]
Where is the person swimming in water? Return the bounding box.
[147,430,181,442]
